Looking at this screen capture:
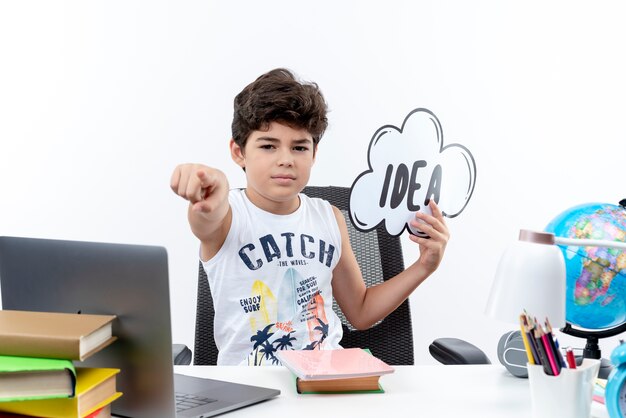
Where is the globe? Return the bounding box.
[545,202,626,331]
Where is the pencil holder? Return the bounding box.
[527,358,601,418]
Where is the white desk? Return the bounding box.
[174,364,609,418]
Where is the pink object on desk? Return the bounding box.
[540,333,560,376]
[276,348,395,381]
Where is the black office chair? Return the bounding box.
[181,185,414,366]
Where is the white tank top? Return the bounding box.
[201,189,344,365]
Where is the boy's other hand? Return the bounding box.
[408,200,450,275]
[170,164,228,214]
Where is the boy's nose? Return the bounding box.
[278,151,294,166]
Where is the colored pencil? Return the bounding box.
[519,314,536,364]
[524,315,542,365]
[540,329,560,375]
[545,318,566,369]
[533,326,553,375]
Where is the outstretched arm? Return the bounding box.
[170,163,232,260]
[331,200,449,330]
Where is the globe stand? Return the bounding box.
[582,335,601,359]
[561,321,626,379]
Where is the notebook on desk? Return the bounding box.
[0,236,280,418]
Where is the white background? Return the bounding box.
[1,0,625,365]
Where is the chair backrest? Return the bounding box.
[193,186,414,365]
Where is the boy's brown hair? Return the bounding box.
[231,68,328,148]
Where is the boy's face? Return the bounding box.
[230,121,316,214]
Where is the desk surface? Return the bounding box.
[173,364,609,418]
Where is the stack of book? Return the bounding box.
[0,310,121,418]
[276,348,395,394]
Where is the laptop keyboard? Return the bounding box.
[175,392,218,412]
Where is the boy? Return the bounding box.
[171,68,449,365]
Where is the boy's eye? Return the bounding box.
[260,144,275,150]
[294,146,309,152]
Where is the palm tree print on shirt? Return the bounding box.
[247,320,329,365]
[250,324,274,366]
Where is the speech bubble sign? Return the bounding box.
[349,108,476,237]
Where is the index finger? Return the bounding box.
[196,170,216,189]
[427,199,445,220]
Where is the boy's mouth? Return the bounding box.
[271,174,296,184]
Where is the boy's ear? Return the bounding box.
[230,139,245,169]
[312,144,318,163]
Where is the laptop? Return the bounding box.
[0,236,280,418]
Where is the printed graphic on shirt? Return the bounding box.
[305,292,329,349]
[243,268,330,366]
[248,280,277,333]
[237,233,336,271]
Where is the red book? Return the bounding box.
[0,405,109,418]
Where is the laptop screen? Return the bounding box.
[0,236,178,418]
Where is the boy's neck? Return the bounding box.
[244,188,301,215]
